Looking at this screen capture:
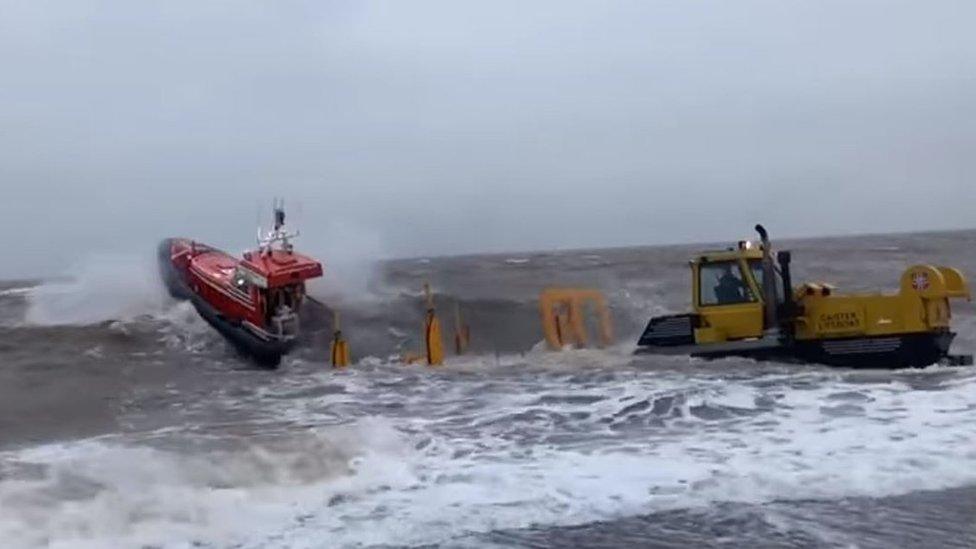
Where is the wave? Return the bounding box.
[2,361,974,548]
[0,419,408,549]
[0,286,34,298]
[6,243,655,363]
[24,253,170,326]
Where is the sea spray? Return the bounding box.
[300,219,390,305]
[25,253,170,326]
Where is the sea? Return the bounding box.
[1,230,974,548]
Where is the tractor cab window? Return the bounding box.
[747,259,782,304]
[700,261,755,306]
[749,261,764,291]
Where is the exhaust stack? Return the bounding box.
[754,224,779,336]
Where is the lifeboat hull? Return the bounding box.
[157,238,291,368]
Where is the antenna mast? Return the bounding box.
[257,197,300,255]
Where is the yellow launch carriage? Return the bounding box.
[636,226,972,368]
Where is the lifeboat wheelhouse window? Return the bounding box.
[232,268,252,295]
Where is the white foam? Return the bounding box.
[2,359,974,548]
[154,301,222,353]
[0,419,412,549]
[289,365,976,546]
[265,370,976,547]
[436,343,636,372]
[0,286,33,297]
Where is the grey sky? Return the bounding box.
[2,1,974,278]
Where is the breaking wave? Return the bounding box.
[0,419,409,549]
[24,254,170,326]
[1,356,974,548]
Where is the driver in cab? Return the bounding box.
[715,264,747,304]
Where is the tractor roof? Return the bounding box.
[695,242,765,263]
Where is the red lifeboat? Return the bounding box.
[158,204,323,367]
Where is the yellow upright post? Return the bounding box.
[330,310,350,368]
[453,301,470,355]
[423,283,445,366]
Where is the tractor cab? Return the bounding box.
[637,224,971,368]
[690,241,781,343]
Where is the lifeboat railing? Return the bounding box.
[256,201,300,256]
[256,226,300,256]
[270,305,300,339]
[243,309,299,342]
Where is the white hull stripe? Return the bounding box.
[188,266,256,311]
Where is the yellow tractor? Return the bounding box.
[636,225,972,368]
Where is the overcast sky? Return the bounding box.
[2,1,974,278]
